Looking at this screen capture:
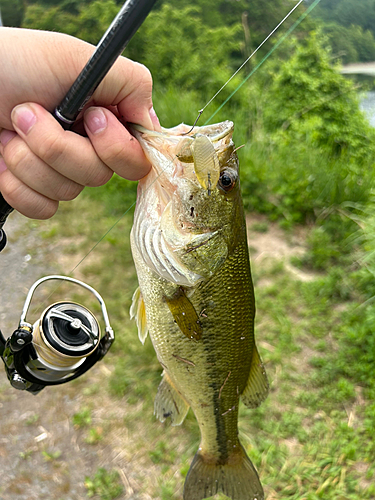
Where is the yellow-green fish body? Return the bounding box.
[130,121,268,500]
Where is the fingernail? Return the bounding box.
[0,158,7,174]
[0,129,17,146]
[12,105,37,135]
[149,107,161,131]
[85,107,108,134]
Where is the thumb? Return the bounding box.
[95,59,161,131]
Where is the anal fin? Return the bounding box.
[154,372,190,426]
[241,345,269,409]
[130,287,148,344]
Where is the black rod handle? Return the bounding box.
[0,0,157,251]
[54,0,158,129]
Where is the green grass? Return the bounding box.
[34,189,375,499]
[84,468,123,500]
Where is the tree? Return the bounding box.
[0,0,25,27]
[23,0,119,44]
[323,23,375,63]
[263,31,375,162]
[313,0,375,38]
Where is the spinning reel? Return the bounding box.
[0,275,114,395]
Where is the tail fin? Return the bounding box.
[183,444,264,500]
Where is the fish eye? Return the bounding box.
[218,170,237,192]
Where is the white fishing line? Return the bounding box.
[199,0,304,116]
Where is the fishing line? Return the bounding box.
[182,0,305,136]
[203,0,323,125]
[38,0,322,309]
[28,200,137,323]
[199,0,304,118]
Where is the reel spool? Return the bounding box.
[0,275,114,394]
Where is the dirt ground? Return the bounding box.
[0,214,105,500]
[0,211,312,500]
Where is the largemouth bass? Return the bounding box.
[130,121,268,500]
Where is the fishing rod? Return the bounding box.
[0,0,157,393]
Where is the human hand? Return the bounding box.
[0,28,160,219]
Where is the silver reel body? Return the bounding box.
[0,275,114,394]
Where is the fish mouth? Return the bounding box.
[130,121,234,192]
[130,120,234,143]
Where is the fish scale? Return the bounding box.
[130,121,269,500]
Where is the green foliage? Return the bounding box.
[84,468,123,500]
[23,0,119,44]
[126,3,243,98]
[323,22,375,63]
[314,0,375,37]
[232,30,375,257]
[312,0,375,63]
[264,32,375,159]
[42,449,62,461]
[0,0,25,26]
[149,440,176,465]
[72,407,92,428]
[84,175,137,217]
[85,426,103,444]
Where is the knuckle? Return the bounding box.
[35,200,59,220]
[85,167,113,188]
[102,141,125,165]
[0,176,21,201]
[56,182,84,201]
[38,134,67,166]
[4,142,29,172]
[135,63,153,93]
[136,63,153,85]
[0,176,58,219]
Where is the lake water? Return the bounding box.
[360,91,375,127]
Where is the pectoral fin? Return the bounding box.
[165,288,202,341]
[130,287,148,344]
[154,372,190,426]
[241,345,269,408]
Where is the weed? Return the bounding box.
[19,450,33,460]
[85,426,103,445]
[250,221,269,233]
[42,449,62,461]
[84,468,123,500]
[149,441,176,465]
[25,413,39,425]
[72,407,92,428]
